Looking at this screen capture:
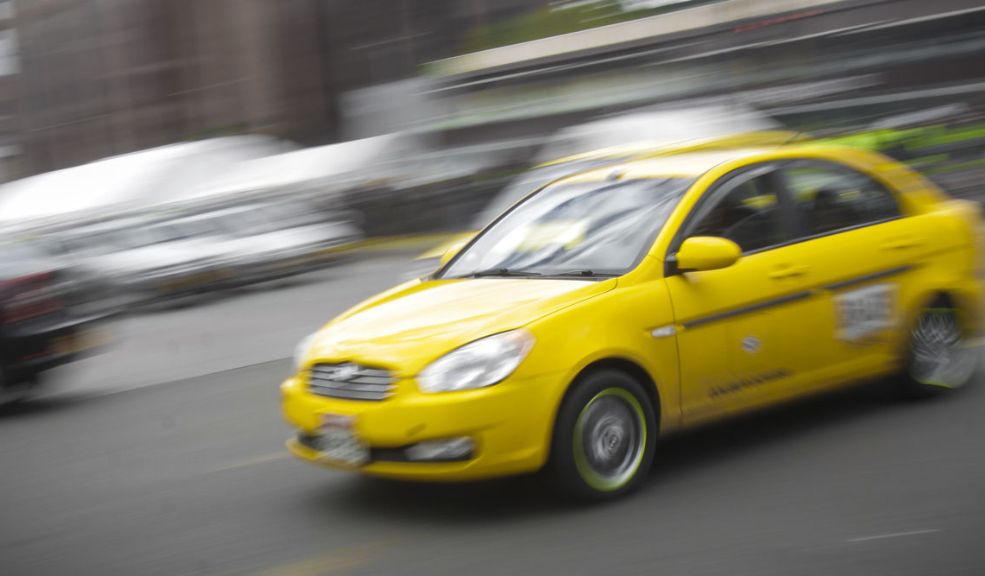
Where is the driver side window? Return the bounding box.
[687,172,785,253]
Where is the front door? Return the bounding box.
[665,165,816,425]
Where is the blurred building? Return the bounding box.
[428,0,985,146]
[7,0,985,181]
[321,0,536,90]
[6,0,547,179]
[0,0,18,180]
[11,0,331,177]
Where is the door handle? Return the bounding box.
[768,264,809,280]
[881,237,919,251]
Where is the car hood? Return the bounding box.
[308,277,615,376]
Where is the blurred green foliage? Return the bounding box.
[819,124,985,154]
[817,123,985,178]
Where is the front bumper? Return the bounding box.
[281,371,560,482]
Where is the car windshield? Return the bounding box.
[473,159,618,228]
[441,177,690,279]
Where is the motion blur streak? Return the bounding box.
[0,0,984,574]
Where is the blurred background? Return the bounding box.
[0,0,983,315]
[2,1,985,575]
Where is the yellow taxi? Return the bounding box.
[282,142,983,499]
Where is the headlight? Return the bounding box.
[293,333,317,372]
[417,330,534,393]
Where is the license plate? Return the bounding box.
[313,414,368,466]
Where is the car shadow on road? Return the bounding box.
[0,392,97,419]
[300,376,973,524]
[305,471,567,526]
[651,378,914,480]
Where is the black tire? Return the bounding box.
[547,369,657,501]
[901,298,977,398]
[0,366,34,407]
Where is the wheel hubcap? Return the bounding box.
[910,308,976,388]
[574,389,646,491]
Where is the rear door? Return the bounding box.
[772,159,933,387]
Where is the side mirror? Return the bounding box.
[674,236,741,273]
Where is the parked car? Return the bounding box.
[25,233,139,319]
[52,217,233,307]
[167,201,363,287]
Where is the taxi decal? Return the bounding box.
[709,369,791,399]
[835,283,896,342]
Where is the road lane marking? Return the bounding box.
[260,538,405,576]
[847,528,941,543]
[208,452,293,473]
[261,552,365,576]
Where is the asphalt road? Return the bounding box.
[44,255,408,398]
[2,254,985,576]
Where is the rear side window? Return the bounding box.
[783,163,901,237]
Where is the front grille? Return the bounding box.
[308,362,394,401]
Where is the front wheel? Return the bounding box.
[902,301,977,398]
[547,370,656,501]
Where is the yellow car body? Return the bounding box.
[283,142,983,496]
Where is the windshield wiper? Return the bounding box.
[470,268,543,278]
[551,269,618,278]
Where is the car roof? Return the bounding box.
[560,148,777,182]
[537,131,804,167]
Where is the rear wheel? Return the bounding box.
[548,369,656,501]
[902,300,977,397]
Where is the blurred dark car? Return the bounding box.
[28,234,137,319]
[0,241,105,403]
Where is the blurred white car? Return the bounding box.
[168,201,363,286]
[54,218,233,306]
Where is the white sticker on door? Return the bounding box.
[835,283,895,342]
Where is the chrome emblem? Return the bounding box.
[333,363,359,380]
[741,336,761,354]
